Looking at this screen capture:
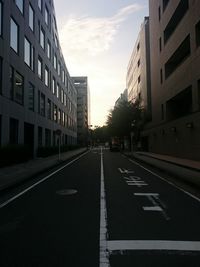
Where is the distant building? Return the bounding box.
[142,0,200,160]
[126,17,151,120]
[0,0,77,156]
[114,89,128,108]
[71,77,89,146]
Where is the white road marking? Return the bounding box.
[118,168,134,174]
[124,176,148,187]
[143,206,163,211]
[107,240,200,252]
[134,193,159,196]
[128,158,200,203]
[99,147,110,267]
[0,151,89,209]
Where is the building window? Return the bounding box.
[38,126,43,146]
[158,6,161,21]
[45,129,51,146]
[137,59,140,67]
[40,93,45,116]
[56,83,59,98]
[164,0,189,44]
[38,0,42,11]
[28,82,34,111]
[45,5,49,26]
[47,40,51,59]
[0,2,2,37]
[161,104,164,120]
[53,53,57,70]
[45,66,49,87]
[40,26,45,49]
[165,35,190,79]
[38,56,42,79]
[137,42,140,51]
[58,109,61,124]
[15,0,23,14]
[10,67,24,105]
[58,62,61,76]
[198,80,200,110]
[0,57,2,94]
[61,89,64,103]
[47,99,51,120]
[10,18,19,53]
[160,68,163,84]
[195,20,200,48]
[29,4,34,32]
[24,37,34,70]
[138,75,141,84]
[159,37,162,52]
[62,70,65,83]
[163,0,170,12]
[54,104,57,122]
[52,77,56,94]
[9,118,18,144]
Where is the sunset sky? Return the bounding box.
[54,0,149,126]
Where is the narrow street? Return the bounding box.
[0,148,200,266]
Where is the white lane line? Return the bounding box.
[128,158,200,203]
[134,193,159,196]
[107,240,200,252]
[99,147,110,267]
[0,151,89,209]
[143,206,163,211]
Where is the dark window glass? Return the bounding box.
[40,27,45,49]
[38,57,42,79]
[10,18,19,53]
[47,99,51,119]
[195,20,200,47]
[47,40,51,59]
[0,2,2,36]
[14,71,24,104]
[24,37,31,67]
[45,66,49,87]
[45,5,49,26]
[29,4,34,31]
[38,126,43,146]
[9,118,18,144]
[38,0,42,11]
[40,93,45,116]
[28,82,34,111]
[164,0,189,44]
[160,68,163,84]
[15,0,23,14]
[163,0,170,12]
[0,57,2,94]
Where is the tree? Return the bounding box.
[106,99,144,144]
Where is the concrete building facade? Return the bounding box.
[126,16,151,120]
[142,0,200,160]
[0,0,77,156]
[71,77,89,146]
[114,89,128,108]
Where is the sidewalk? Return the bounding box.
[0,147,87,192]
[125,151,200,187]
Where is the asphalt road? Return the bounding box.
[0,148,200,266]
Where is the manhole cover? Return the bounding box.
[56,189,78,196]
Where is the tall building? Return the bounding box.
[0,0,77,157]
[71,77,89,146]
[114,89,128,108]
[142,0,200,160]
[126,17,151,120]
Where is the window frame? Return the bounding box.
[10,17,19,54]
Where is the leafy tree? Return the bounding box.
[106,99,144,141]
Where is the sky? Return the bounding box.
[54,0,149,126]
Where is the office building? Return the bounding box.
[142,0,200,160]
[71,77,89,146]
[126,17,151,120]
[0,0,77,157]
[114,89,128,108]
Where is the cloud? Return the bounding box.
[59,4,144,56]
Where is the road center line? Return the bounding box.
[107,240,200,252]
[0,151,89,209]
[99,147,110,267]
